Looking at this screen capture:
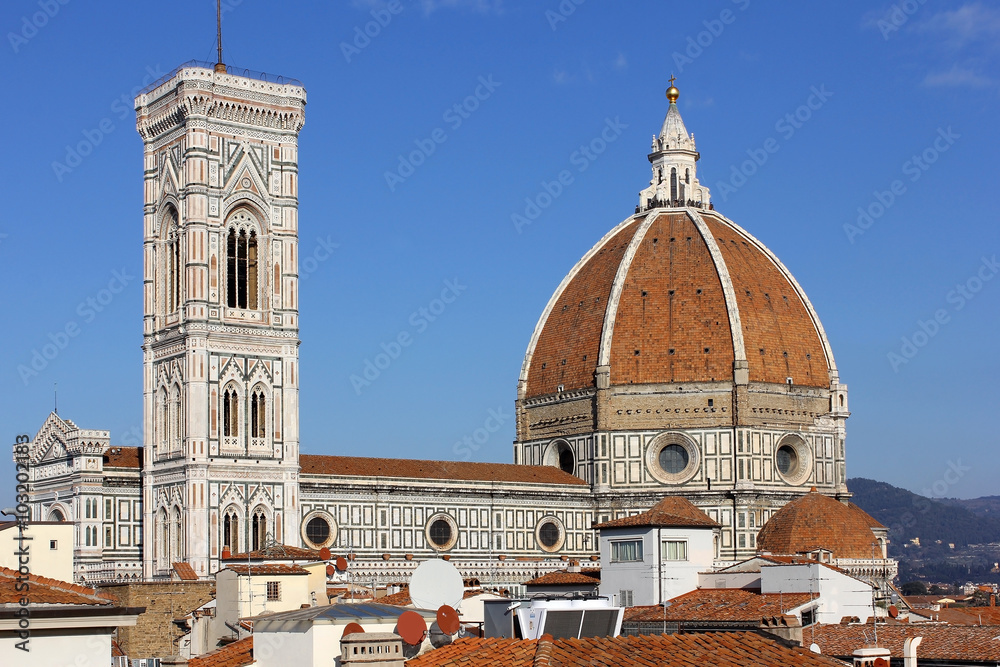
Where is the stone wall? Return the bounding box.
[98,580,215,659]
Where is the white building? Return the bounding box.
[0,521,73,583]
[596,496,719,607]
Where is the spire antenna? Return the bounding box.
[215,0,226,73]
[54,382,58,415]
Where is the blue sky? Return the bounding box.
[0,0,997,503]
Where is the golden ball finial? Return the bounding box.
[666,75,679,103]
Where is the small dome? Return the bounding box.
[756,490,882,560]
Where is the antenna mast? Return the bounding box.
[215,0,225,73]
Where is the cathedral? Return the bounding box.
[22,63,856,588]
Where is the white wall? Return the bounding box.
[213,569,312,643]
[0,523,74,582]
[0,630,112,667]
[761,563,874,624]
[599,526,715,607]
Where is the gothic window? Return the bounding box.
[157,387,168,453]
[685,168,690,184]
[169,385,182,452]
[226,213,260,310]
[222,385,240,440]
[250,387,267,441]
[164,206,181,314]
[157,508,168,568]
[172,507,183,563]
[222,509,240,553]
[252,508,267,551]
[670,167,678,202]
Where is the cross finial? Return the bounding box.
[668,74,676,87]
[666,75,680,103]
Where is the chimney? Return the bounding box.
[341,632,405,667]
[851,646,890,667]
[759,615,803,646]
[991,594,996,607]
[903,637,922,667]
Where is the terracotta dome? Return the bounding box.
[756,489,882,559]
[520,209,836,398]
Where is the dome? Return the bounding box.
[756,489,882,560]
[519,208,837,398]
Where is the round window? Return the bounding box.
[658,444,689,474]
[646,432,699,484]
[301,511,337,549]
[773,434,812,485]
[539,522,560,548]
[425,513,458,551]
[775,444,798,475]
[535,517,565,553]
[429,519,452,548]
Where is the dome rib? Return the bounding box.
[596,214,657,367]
[518,215,638,399]
[688,209,747,367]
[703,211,838,380]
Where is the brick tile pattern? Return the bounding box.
[593,495,719,529]
[0,565,113,605]
[611,213,734,385]
[703,217,828,387]
[406,630,847,666]
[624,588,814,623]
[299,454,587,486]
[527,220,640,397]
[188,635,254,667]
[811,623,1000,662]
[756,490,881,559]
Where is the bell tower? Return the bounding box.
[135,61,306,578]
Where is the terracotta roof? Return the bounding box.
[847,502,886,529]
[224,564,309,576]
[932,606,1000,625]
[0,565,113,605]
[811,623,1000,663]
[173,562,199,580]
[624,588,815,623]
[756,490,882,560]
[188,635,254,667]
[406,631,846,666]
[299,454,587,486]
[103,446,142,468]
[222,544,323,561]
[593,496,719,529]
[525,571,601,587]
[521,210,834,399]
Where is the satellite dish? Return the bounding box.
[809,643,821,654]
[888,605,899,618]
[326,564,335,577]
[319,547,332,561]
[409,559,463,611]
[874,659,889,667]
[336,556,348,572]
[437,604,461,635]
[343,622,364,638]
[397,610,427,645]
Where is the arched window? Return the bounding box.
[164,207,181,314]
[157,508,168,568]
[171,385,183,452]
[172,507,183,563]
[685,167,690,184]
[670,167,678,202]
[252,508,267,551]
[250,387,266,441]
[226,221,259,310]
[222,385,240,444]
[222,508,240,553]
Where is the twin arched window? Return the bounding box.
[252,508,268,551]
[162,207,181,314]
[156,385,183,455]
[250,388,267,439]
[226,213,259,310]
[222,508,240,552]
[223,387,239,438]
[222,384,267,444]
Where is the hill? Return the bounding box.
[847,478,1000,548]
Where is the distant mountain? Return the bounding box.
[939,496,1000,519]
[847,478,1000,549]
